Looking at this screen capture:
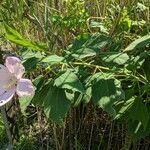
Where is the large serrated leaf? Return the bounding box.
[54,70,85,93]
[32,79,52,106]
[91,73,124,116]
[43,86,71,125]
[21,50,44,71]
[42,55,64,65]
[69,33,111,59]
[129,98,149,129]
[124,35,150,51]
[116,97,149,130]
[23,57,40,71]
[85,72,114,86]
[71,48,96,59]
[22,50,44,60]
[128,108,150,140]
[101,52,129,65]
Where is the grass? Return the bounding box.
[0,0,150,149]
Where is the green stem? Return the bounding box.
[73,62,110,71]
[1,106,13,148]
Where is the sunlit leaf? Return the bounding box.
[5,25,47,51]
[89,73,124,116]
[101,52,129,65]
[42,55,64,65]
[124,35,150,51]
[22,50,44,60]
[54,70,85,93]
[69,33,111,59]
[82,87,92,103]
[19,96,33,115]
[115,97,135,119]
[119,9,132,32]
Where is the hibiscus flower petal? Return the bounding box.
[0,64,13,89]
[16,79,34,97]
[0,89,15,107]
[0,88,5,95]
[0,64,11,81]
[5,57,25,79]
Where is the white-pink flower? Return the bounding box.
[0,56,34,106]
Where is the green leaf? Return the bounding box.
[65,91,84,106]
[143,60,150,81]
[91,73,124,116]
[5,25,47,51]
[43,86,71,125]
[19,96,33,115]
[129,98,149,129]
[65,90,75,102]
[82,87,92,104]
[101,52,129,65]
[124,35,150,51]
[73,93,83,107]
[127,55,145,70]
[69,33,111,59]
[22,50,44,60]
[23,57,40,71]
[116,97,149,130]
[71,48,96,59]
[54,70,85,93]
[32,79,52,106]
[115,97,135,119]
[85,72,114,86]
[137,2,148,11]
[119,9,132,32]
[33,75,45,90]
[32,80,71,124]
[90,21,108,34]
[128,121,143,140]
[128,110,150,140]
[42,55,64,65]
[21,50,44,71]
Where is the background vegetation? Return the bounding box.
[0,0,150,149]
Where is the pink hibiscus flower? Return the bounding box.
[0,56,34,106]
